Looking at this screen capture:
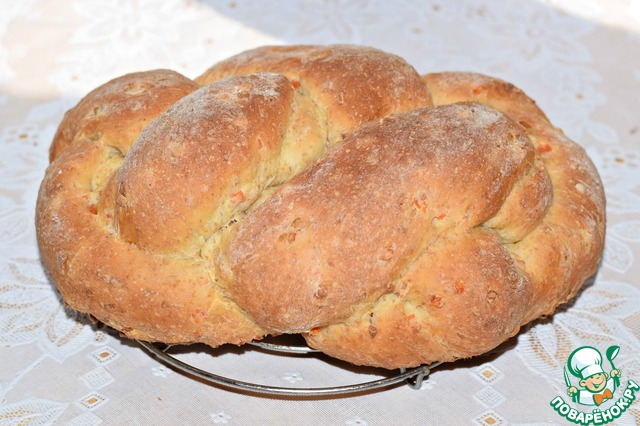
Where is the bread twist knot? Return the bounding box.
[36,45,605,368]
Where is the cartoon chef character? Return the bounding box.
[566,346,621,406]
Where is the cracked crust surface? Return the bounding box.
[36,45,605,369]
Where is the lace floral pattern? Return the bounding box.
[1,0,638,424]
[0,258,96,357]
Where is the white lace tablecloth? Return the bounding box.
[2,0,640,424]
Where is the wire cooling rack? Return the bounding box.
[137,336,442,397]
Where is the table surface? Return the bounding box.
[1,0,640,424]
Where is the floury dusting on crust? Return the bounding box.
[35,45,605,369]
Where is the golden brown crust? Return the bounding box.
[115,73,295,254]
[423,72,606,321]
[36,46,605,369]
[50,70,200,162]
[227,103,534,333]
[197,45,433,142]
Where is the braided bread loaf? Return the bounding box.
[36,45,605,369]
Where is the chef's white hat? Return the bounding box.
[568,346,604,380]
